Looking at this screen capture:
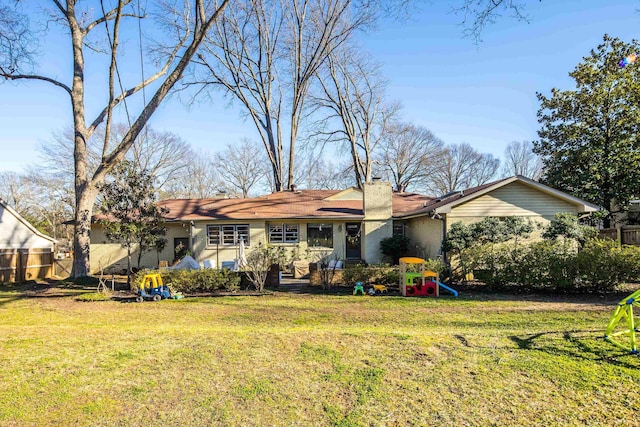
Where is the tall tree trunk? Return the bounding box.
[287,120,296,189]
[265,120,283,191]
[69,1,91,278]
[69,0,230,277]
[71,185,98,277]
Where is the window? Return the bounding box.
[393,221,405,236]
[268,223,299,243]
[307,223,333,248]
[207,224,250,246]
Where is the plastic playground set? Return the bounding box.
[399,257,458,297]
[604,289,640,354]
[353,257,458,297]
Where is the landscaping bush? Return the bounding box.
[380,268,400,286]
[424,258,446,275]
[521,241,578,291]
[380,235,410,264]
[342,264,399,287]
[577,239,640,292]
[444,217,534,281]
[543,212,598,246]
[134,269,240,294]
[462,238,640,293]
[342,264,370,286]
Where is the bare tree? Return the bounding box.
[0,171,34,216]
[293,149,354,189]
[0,169,73,242]
[0,0,229,277]
[311,43,398,188]
[502,140,543,180]
[308,158,354,190]
[31,124,193,239]
[162,149,225,199]
[425,143,499,195]
[193,0,376,191]
[0,0,229,278]
[376,122,445,193]
[23,169,75,243]
[282,0,374,189]
[468,152,500,186]
[214,139,268,197]
[194,0,285,190]
[124,126,194,189]
[0,3,35,74]
[41,125,193,191]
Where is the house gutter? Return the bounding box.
[166,215,365,222]
[429,211,448,264]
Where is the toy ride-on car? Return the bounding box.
[136,273,174,303]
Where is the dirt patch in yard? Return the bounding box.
[2,277,637,315]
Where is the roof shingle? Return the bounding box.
[151,189,433,221]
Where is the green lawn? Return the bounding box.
[0,286,638,426]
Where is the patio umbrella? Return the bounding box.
[238,238,247,269]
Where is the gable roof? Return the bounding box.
[0,198,57,245]
[399,176,600,218]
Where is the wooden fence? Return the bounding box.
[0,249,54,283]
[598,226,640,246]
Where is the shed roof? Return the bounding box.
[0,198,57,246]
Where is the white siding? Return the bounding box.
[406,216,443,260]
[0,204,54,250]
[448,181,579,220]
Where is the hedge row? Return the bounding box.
[134,269,240,293]
[463,239,640,292]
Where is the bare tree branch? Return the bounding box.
[453,0,532,43]
[0,72,72,94]
[376,122,445,193]
[502,140,543,180]
[310,40,396,188]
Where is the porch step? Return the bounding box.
[278,274,308,293]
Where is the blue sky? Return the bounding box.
[1,0,639,173]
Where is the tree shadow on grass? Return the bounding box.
[0,278,106,307]
[508,331,639,369]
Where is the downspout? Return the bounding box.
[429,211,447,265]
[189,221,195,259]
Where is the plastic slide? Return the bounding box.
[437,281,458,297]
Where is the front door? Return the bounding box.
[345,223,361,260]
